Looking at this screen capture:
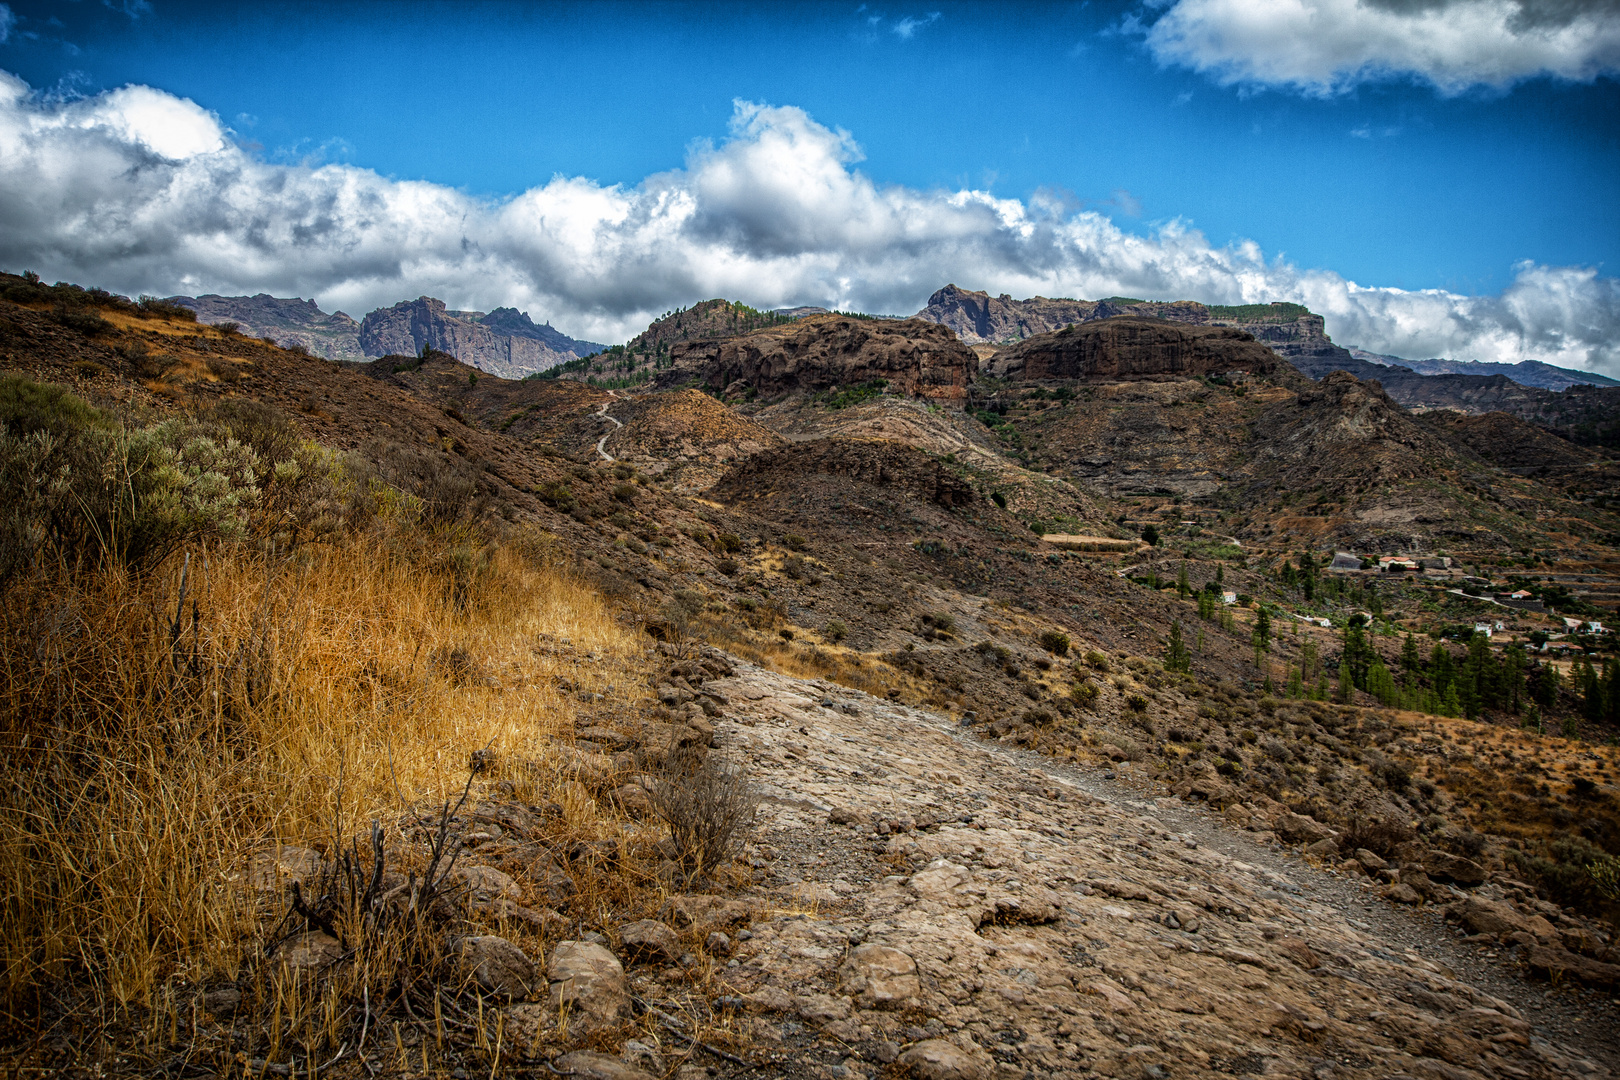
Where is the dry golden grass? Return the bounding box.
[0,532,647,1065]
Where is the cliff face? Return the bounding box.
[658,315,978,403]
[357,298,599,378]
[985,318,1288,382]
[169,294,366,361]
[916,284,1316,349]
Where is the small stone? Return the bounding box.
[619,919,680,964]
[609,783,656,819]
[872,1041,902,1064]
[201,987,240,1016]
[896,1038,995,1080]
[706,931,732,955]
[1385,883,1423,905]
[274,931,343,973]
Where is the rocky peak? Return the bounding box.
[657,315,978,403]
[357,297,593,379]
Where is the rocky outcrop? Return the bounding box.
[711,438,980,510]
[659,315,978,403]
[169,293,365,361]
[916,284,1318,351]
[358,297,599,378]
[985,317,1288,382]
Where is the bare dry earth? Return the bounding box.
[706,659,1617,1080]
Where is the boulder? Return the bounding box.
[896,1038,996,1080]
[1354,848,1389,872]
[1384,883,1423,905]
[456,935,538,999]
[618,919,680,964]
[1273,812,1335,845]
[1450,896,1531,938]
[551,1051,657,1080]
[546,941,628,1029]
[839,944,920,1009]
[1422,851,1488,886]
[1304,838,1339,859]
[1523,944,1620,987]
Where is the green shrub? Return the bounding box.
[136,296,198,322]
[1083,649,1110,672]
[1,379,261,577]
[824,619,849,644]
[1039,629,1071,655]
[783,533,807,552]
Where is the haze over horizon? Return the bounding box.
[0,0,1616,372]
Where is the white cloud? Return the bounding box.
[0,71,1615,374]
[1141,0,1620,95]
[0,6,14,45]
[893,11,941,39]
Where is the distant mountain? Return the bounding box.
[169,293,366,360]
[1347,348,1617,391]
[358,298,604,379]
[168,293,603,376]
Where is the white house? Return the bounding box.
[1222,592,1237,605]
[1473,623,1493,639]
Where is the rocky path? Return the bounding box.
[704,658,1615,1080]
[595,392,624,461]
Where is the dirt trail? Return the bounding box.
[707,656,1616,1080]
[595,392,624,461]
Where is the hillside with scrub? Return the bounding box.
[0,270,1618,1079]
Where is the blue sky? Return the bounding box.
[1,0,1617,369]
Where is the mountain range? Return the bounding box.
[168,292,605,377]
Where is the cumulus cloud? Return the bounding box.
[1140,0,1620,94]
[0,70,1615,373]
[0,6,14,46]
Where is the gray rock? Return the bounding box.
[896,1038,995,1080]
[546,940,628,1029]
[619,918,680,964]
[455,864,523,903]
[456,935,538,999]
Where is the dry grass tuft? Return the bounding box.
[0,534,646,1069]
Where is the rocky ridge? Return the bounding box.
[658,315,979,404]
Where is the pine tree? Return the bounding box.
[1287,665,1304,699]
[1177,561,1189,599]
[1166,621,1191,674]
[1401,633,1422,674]
[1337,657,1355,704]
[1255,606,1272,649]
